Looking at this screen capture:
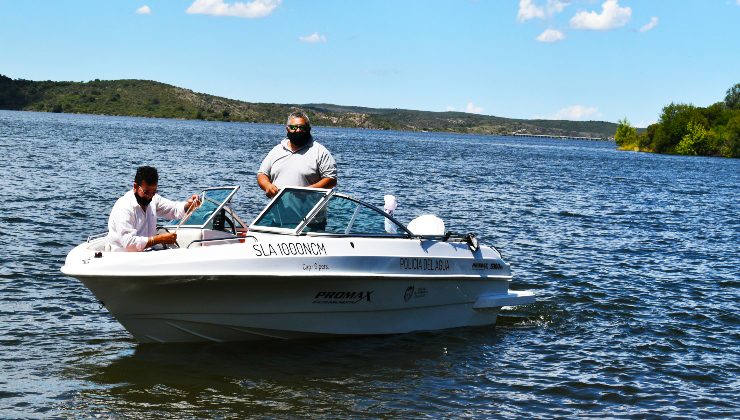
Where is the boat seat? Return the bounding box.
[407,214,446,236]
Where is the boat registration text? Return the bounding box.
[400,258,450,271]
[252,242,327,257]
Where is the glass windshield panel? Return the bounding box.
[349,204,402,235]
[304,195,405,236]
[167,188,235,226]
[253,189,326,230]
[305,195,357,234]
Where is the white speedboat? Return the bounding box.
[61,186,534,343]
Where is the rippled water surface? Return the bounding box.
[1,110,738,418]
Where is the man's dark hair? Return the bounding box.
[135,166,159,185]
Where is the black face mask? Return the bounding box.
[135,191,152,207]
[287,131,312,148]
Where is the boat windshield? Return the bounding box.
[166,186,239,227]
[302,194,407,236]
[251,187,408,236]
[251,188,327,231]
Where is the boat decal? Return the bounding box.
[253,242,327,257]
[404,286,414,302]
[400,257,450,271]
[403,285,428,302]
[472,261,503,270]
[302,263,330,272]
[313,291,373,304]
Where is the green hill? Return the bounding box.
[0,74,617,139]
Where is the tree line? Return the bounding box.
[615,83,740,158]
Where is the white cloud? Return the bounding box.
[639,17,659,32]
[547,0,570,15]
[552,105,599,120]
[186,0,281,18]
[569,0,631,30]
[466,102,484,114]
[518,0,545,22]
[445,103,483,113]
[537,28,565,43]
[136,5,152,15]
[518,0,569,22]
[299,32,327,43]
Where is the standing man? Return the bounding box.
[107,165,200,252]
[257,111,337,198]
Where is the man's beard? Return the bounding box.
[135,191,152,207]
[287,131,312,148]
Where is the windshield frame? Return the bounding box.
[166,186,240,229]
[299,193,413,238]
[248,186,332,234]
[248,187,413,237]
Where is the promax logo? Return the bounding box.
[313,291,373,304]
[472,262,503,270]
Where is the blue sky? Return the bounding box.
[1,0,739,126]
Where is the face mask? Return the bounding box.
[287,131,312,148]
[135,191,152,207]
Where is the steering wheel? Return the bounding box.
[213,209,236,235]
[223,213,236,234]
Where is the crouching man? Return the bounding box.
[107,165,200,252]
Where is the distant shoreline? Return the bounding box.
[0,108,616,142]
[0,74,618,140]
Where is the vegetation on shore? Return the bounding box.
[0,74,617,139]
[615,83,740,158]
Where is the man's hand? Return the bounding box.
[257,173,280,198]
[158,232,178,244]
[264,183,279,198]
[185,194,201,212]
[147,232,178,248]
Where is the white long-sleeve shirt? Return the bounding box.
[107,190,186,252]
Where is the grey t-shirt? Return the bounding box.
[257,138,337,188]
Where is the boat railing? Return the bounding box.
[429,232,480,252]
[186,235,257,248]
[87,232,108,242]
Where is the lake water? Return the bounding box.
[1,110,738,418]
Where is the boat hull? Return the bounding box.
[78,274,512,343]
[63,233,534,343]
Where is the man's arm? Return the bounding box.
[310,177,337,190]
[110,208,149,251]
[155,195,187,220]
[109,206,158,251]
[257,173,280,198]
[316,144,337,188]
[145,232,178,248]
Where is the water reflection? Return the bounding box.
[67,328,515,417]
